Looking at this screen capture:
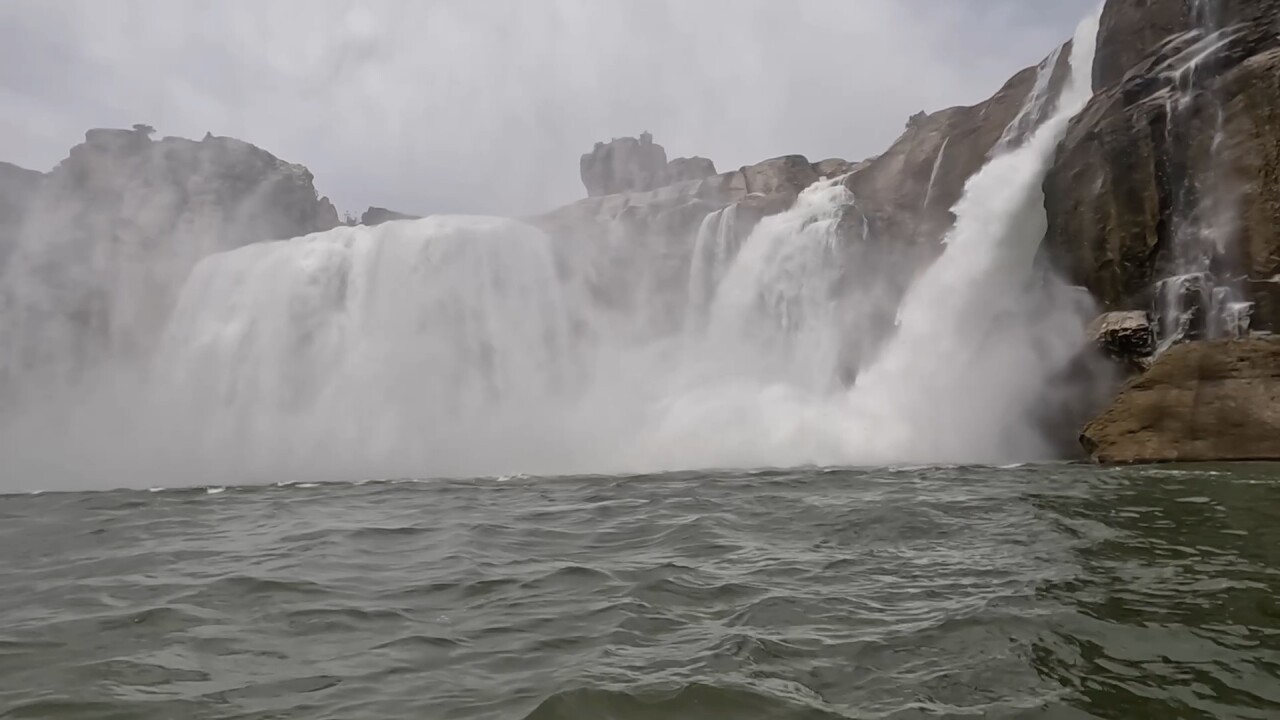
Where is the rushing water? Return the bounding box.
[1,464,1278,719]
[0,9,1105,490]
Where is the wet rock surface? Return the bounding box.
[1081,337,1280,464]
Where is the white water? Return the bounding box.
[1151,0,1250,346]
[837,6,1102,462]
[0,10,1105,489]
[921,138,949,212]
[994,43,1066,155]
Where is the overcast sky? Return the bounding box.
[0,1,1097,217]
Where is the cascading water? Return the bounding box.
[835,5,1104,463]
[993,43,1066,155]
[0,9,1107,489]
[685,205,740,332]
[1152,0,1252,347]
[921,138,950,212]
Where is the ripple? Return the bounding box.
[1,465,1278,719]
[521,683,847,720]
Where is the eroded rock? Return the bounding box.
[1090,310,1156,372]
[665,156,717,185]
[579,132,669,197]
[1081,337,1280,463]
[0,126,341,380]
[1043,0,1280,329]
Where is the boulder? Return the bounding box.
[1081,337,1280,463]
[1089,310,1156,372]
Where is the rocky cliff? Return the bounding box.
[1043,0,1280,328]
[1038,0,1280,462]
[580,132,717,197]
[0,126,340,385]
[0,162,43,272]
[538,42,1074,374]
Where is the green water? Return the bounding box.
[1,464,1277,718]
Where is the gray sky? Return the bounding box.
[0,1,1097,217]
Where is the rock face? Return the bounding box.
[849,42,1073,251]
[361,206,420,226]
[664,156,717,186]
[579,132,670,197]
[0,162,43,271]
[546,44,1078,373]
[0,126,340,384]
[1081,337,1280,464]
[579,133,718,197]
[1043,0,1280,326]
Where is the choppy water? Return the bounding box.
[1,464,1278,719]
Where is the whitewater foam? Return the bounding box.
[0,11,1107,489]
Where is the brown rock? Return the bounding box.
[1042,1,1280,327]
[741,155,819,196]
[1089,310,1156,372]
[1081,337,1280,463]
[847,41,1072,251]
[813,158,863,179]
[1093,0,1189,90]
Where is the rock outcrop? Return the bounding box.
[1081,337,1280,464]
[1040,0,1280,463]
[579,132,718,197]
[361,206,420,226]
[664,156,717,186]
[544,43,1081,374]
[0,126,340,383]
[579,132,670,197]
[0,162,43,271]
[848,42,1073,251]
[1043,0,1280,326]
[1090,310,1156,373]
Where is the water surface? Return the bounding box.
[1,464,1278,718]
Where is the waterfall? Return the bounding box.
[1152,2,1251,346]
[0,9,1111,489]
[837,5,1103,463]
[921,138,950,212]
[685,205,740,332]
[993,43,1066,155]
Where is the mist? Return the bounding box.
[0,2,1112,492]
[3,0,1095,216]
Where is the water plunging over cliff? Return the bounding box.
[0,11,1106,488]
[838,6,1103,462]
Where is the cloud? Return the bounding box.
[0,0,1096,217]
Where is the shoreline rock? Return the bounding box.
[1081,337,1280,464]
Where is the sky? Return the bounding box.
[0,0,1097,218]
